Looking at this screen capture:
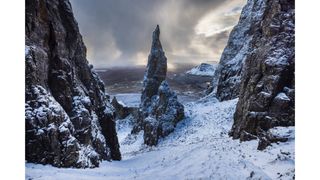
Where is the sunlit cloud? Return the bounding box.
[70,0,246,67]
[134,51,148,66]
[195,0,245,37]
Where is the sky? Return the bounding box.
[70,0,246,68]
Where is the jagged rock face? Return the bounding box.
[25,0,121,168]
[228,0,295,149]
[214,0,268,101]
[141,25,167,114]
[137,25,184,146]
[143,81,184,145]
[111,97,137,119]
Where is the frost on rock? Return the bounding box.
[25,86,112,168]
[135,25,184,146]
[213,0,267,101]
[25,0,121,168]
[26,86,80,167]
[229,0,295,150]
[76,145,100,168]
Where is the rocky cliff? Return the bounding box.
[225,0,295,149]
[134,25,184,146]
[213,0,268,101]
[25,0,121,168]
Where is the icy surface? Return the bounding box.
[186,63,217,76]
[26,94,294,179]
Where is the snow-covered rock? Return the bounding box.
[25,0,121,168]
[26,95,295,179]
[111,97,137,119]
[136,25,184,146]
[143,81,184,145]
[186,63,217,76]
[213,0,268,101]
[140,25,168,114]
[229,0,295,149]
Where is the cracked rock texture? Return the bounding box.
[226,0,295,149]
[214,0,268,101]
[135,25,184,146]
[25,0,121,168]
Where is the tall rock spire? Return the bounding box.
[151,25,163,51]
[141,25,167,111]
[135,25,184,146]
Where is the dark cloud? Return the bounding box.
[70,0,245,67]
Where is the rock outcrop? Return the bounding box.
[227,0,295,149]
[111,97,136,119]
[25,0,121,168]
[134,25,184,146]
[140,25,168,114]
[213,0,268,101]
[186,63,216,77]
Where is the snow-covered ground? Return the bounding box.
[111,93,141,107]
[26,95,295,179]
[111,92,200,106]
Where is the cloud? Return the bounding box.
[70,0,246,67]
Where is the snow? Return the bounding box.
[36,129,44,135]
[116,116,145,158]
[26,85,110,167]
[26,94,294,179]
[103,106,114,114]
[260,91,272,97]
[25,45,36,60]
[90,112,107,146]
[94,69,108,73]
[117,100,127,107]
[269,127,295,139]
[186,63,217,76]
[111,93,141,107]
[76,145,99,167]
[275,92,290,101]
[58,123,69,133]
[25,46,31,57]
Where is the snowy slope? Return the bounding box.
[186,63,217,76]
[26,95,294,179]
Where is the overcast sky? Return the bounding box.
[70,0,246,68]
